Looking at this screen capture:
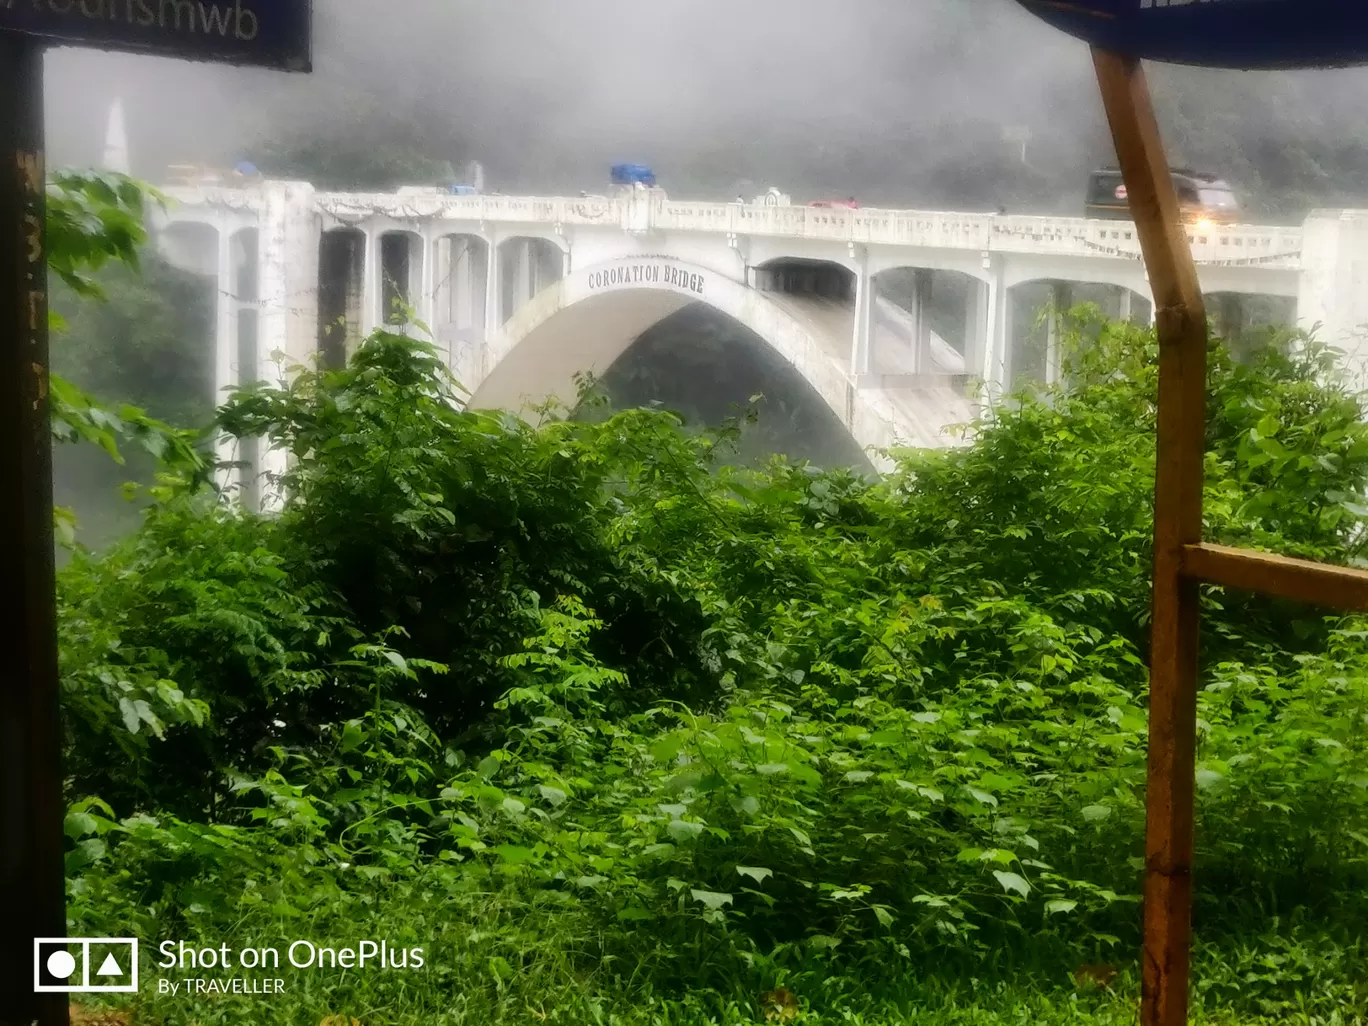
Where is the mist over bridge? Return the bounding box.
[153,180,1361,505]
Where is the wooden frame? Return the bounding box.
[1092,49,1368,1026]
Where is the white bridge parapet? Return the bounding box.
[151,180,1368,506]
[166,186,1306,267]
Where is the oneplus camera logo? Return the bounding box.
[33,938,139,993]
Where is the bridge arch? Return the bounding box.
[470,256,973,456]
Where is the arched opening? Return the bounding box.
[498,236,563,324]
[433,234,491,384]
[317,227,365,370]
[1206,291,1297,361]
[753,257,855,304]
[474,258,974,459]
[1010,280,1153,391]
[591,302,873,470]
[379,230,424,326]
[156,221,218,278]
[871,267,983,380]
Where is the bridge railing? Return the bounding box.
[989,215,1303,267]
[161,185,1303,268]
[657,200,1302,266]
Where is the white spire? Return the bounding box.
[102,98,130,175]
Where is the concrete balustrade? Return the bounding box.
[152,180,1368,508]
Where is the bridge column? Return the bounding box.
[256,182,319,512]
[1045,282,1072,386]
[1119,286,1133,324]
[484,236,501,341]
[1213,293,1245,342]
[964,277,989,384]
[515,239,533,310]
[980,254,1011,400]
[1296,211,1368,370]
[416,231,435,333]
[213,225,239,493]
[361,226,380,337]
[909,269,933,373]
[467,242,484,331]
[446,239,466,330]
[849,246,873,375]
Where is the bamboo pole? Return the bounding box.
[1092,49,1207,1026]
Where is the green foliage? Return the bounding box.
[45,170,210,550]
[55,309,1368,1023]
[46,170,155,304]
[52,252,215,429]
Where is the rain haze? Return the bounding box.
[17,7,1368,1024]
[42,0,1368,217]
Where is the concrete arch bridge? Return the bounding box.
[154,181,1354,501]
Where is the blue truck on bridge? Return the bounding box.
[610,163,656,187]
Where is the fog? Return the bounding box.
[40,0,1368,218]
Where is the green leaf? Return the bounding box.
[690,889,734,910]
[966,787,999,808]
[1081,804,1113,822]
[1195,768,1225,791]
[735,866,773,885]
[666,819,704,842]
[992,871,1030,897]
[538,784,568,807]
[1045,899,1078,915]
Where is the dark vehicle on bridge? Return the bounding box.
[1085,167,1240,225]
[809,197,859,209]
[611,163,657,187]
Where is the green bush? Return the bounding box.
[53,313,1368,1024]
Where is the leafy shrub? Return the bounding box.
[55,311,1368,1023]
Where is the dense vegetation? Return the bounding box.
[49,177,1368,1025]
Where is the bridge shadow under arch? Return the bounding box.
[469,257,974,462]
[588,303,873,471]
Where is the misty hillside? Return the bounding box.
[41,0,1368,222]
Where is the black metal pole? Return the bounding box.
[0,34,67,1026]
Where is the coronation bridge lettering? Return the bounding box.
[588,262,706,295]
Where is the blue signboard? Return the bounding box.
[1014,0,1368,70]
[0,0,311,71]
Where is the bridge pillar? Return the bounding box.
[1119,286,1133,324]
[963,277,989,387]
[1213,293,1245,343]
[1298,210,1368,388]
[515,239,533,310]
[484,236,501,345]
[362,226,380,337]
[213,226,238,493]
[980,255,1011,401]
[418,232,436,332]
[895,269,936,374]
[849,246,873,375]
[256,182,319,511]
[1045,282,1072,386]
